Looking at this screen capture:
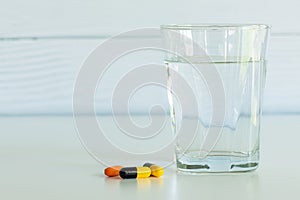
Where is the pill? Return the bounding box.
[143,163,164,177]
[119,167,151,179]
[104,165,123,177]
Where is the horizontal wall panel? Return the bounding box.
[0,39,99,114]
[263,35,300,113]
[0,35,299,115]
[0,0,299,37]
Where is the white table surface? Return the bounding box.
[1,115,300,200]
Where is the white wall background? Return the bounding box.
[1,0,300,115]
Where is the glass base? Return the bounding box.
[176,151,259,173]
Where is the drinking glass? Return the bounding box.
[161,24,270,173]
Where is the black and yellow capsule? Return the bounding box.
[119,167,151,179]
[143,163,164,177]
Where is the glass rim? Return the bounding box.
[160,24,271,30]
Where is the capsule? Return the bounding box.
[119,167,151,179]
[143,163,164,177]
[104,165,123,177]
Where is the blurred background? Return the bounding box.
[0,0,299,115]
[2,1,300,199]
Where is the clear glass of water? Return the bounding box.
[161,24,270,173]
